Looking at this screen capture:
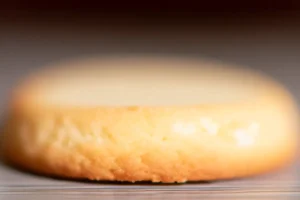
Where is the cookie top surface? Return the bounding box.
[13,57,276,107]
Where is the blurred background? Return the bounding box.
[1,1,300,107]
[0,1,300,197]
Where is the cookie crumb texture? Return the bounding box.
[2,57,299,183]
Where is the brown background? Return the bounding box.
[0,1,300,199]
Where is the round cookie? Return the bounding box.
[2,57,299,183]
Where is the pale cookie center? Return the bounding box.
[32,66,260,106]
